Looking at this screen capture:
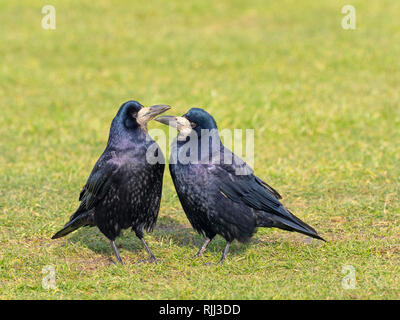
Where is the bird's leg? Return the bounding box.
[194,238,212,258]
[204,241,232,266]
[217,241,231,264]
[140,237,157,263]
[110,240,123,264]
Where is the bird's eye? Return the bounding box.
[191,122,197,128]
[131,112,138,118]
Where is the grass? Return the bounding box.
[0,0,399,299]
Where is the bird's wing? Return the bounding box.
[219,150,282,199]
[254,176,282,200]
[215,152,295,222]
[217,167,282,212]
[214,154,323,239]
[77,158,120,212]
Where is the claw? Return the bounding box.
[138,256,158,264]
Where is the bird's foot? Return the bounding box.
[138,255,159,264]
[203,259,225,266]
[110,258,124,265]
[193,253,210,259]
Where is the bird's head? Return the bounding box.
[183,108,218,132]
[155,108,218,141]
[107,100,170,147]
[116,100,171,131]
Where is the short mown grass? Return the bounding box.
[0,0,399,299]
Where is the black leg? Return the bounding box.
[110,240,123,264]
[218,241,231,264]
[194,238,212,257]
[140,237,157,263]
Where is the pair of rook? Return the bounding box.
[52,100,324,264]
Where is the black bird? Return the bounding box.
[52,101,170,263]
[156,108,325,264]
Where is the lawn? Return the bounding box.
[0,0,399,299]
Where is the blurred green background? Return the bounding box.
[0,0,399,299]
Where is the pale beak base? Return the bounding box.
[137,105,171,126]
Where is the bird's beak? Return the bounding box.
[155,115,191,131]
[137,104,171,125]
[155,115,179,128]
[156,115,193,141]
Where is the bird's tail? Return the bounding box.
[257,208,326,241]
[51,212,91,239]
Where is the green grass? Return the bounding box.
[0,0,399,299]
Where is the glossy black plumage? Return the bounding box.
[52,101,170,263]
[157,108,325,263]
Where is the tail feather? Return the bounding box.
[51,212,91,239]
[257,209,326,242]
